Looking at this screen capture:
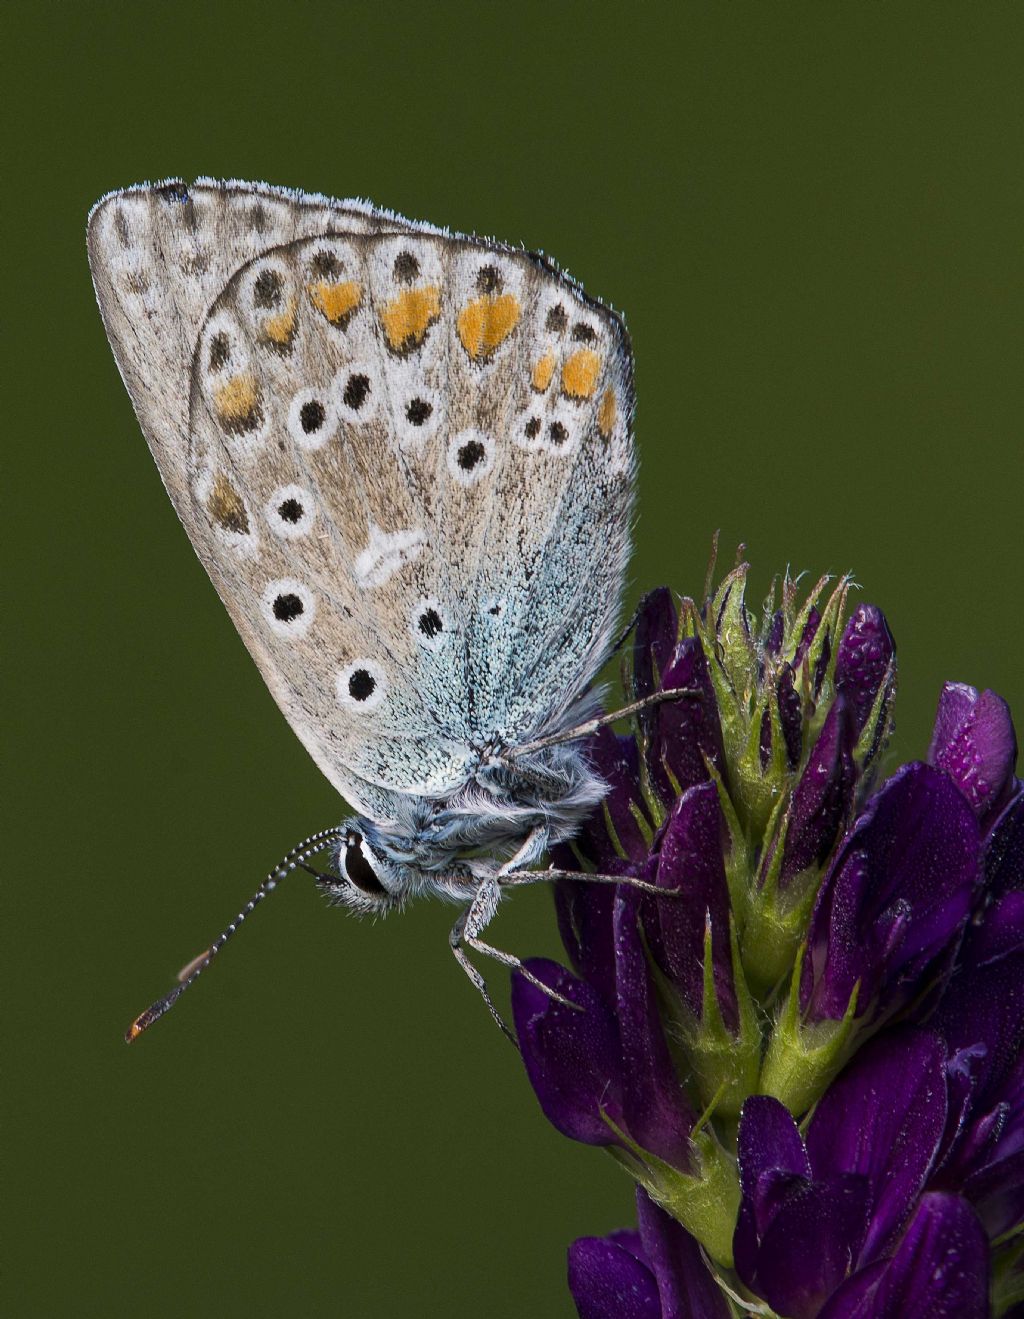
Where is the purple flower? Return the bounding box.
[568,1189,730,1319]
[928,682,1018,829]
[643,783,734,1026]
[567,726,652,871]
[777,693,857,888]
[735,1030,988,1317]
[640,781,761,1116]
[800,762,981,1027]
[507,557,1024,1317]
[819,1194,990,1319]
[930,792,1024,1240]
[513,892,697,1171]
[835,603,897,751]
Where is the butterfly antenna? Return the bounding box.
[125,826,345,1043]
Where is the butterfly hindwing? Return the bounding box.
[88,180,635,811]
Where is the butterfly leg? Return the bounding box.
[509,686,702,758]
[449,886,516,1045]
[501,867,680,899]
[450,874,580,1043]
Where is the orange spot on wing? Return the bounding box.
[598,388,617,438]
[261,297,298,346]
[531,349,557,392]
[214,373,258,419]
[308,279,362,326]
[212,373,263,434]
[561,349,601,399]
[457,293,520,360]
[380,286,441,351]
[207,473,249,533]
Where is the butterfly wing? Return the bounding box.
[88,180,634,814]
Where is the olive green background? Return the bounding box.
[4,4,1022,1316]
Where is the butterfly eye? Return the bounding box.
[343,832,388,897]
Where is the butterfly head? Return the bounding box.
[315,826,403,913]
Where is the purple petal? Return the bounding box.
[932,940,1024,1234]
[646,636,726,803]
[928,682,1018,822]
[962,1142,1024,1240]
[644,784,734,1027]
[738,1095,812,1198]
[780,695,856,887]
[606,1229,646,1259]
[777,663,804,767]
[759,662,803,770]
[575,726,650,868]
[985,784,1024,901]
[842,1193,988,1319]
[806,1029,948,1264]
[802,763,980,1022]
[936,941,1024,1095]
[512,959,624,1146]
[934,855,1024,1100]
[734,1096,813,1287]
[755,1175,871,1319]
[835,604,896,738]
[766,608,785,657]
[795,606,821,666]
[959,890,1024,970]
[816,1262,890,1319]
[614,889,695,1169]
[568,1236,662,1319]
[635,1188,731,1319]
[632,588,679,702]
[555,877,619,1008]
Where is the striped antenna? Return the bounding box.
[125,827,345,1043]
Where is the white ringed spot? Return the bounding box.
[447,427,495,486]
[332,358,382,424]
[265,484,316,540]
[410,597,449,651]
[540,401,582,456]
[337,659,387,712]
[396,385,442,453]
[261,578,316,639]
[287,387,337,451]
[201,311,249,378]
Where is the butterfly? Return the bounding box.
[88,178,676,1043]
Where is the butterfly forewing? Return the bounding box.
[88,180,635,813]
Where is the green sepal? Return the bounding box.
[601,800,630,862]
[711,563,758,709]
[604,1114,740,1269]
[638,753,669,831]
[739,800,791,996]
[758,952,861,1116]
[628,798,656,848]
[685,917,762,1121]
[741,795,829,998]
[691,587,748,793]
[991,1231,1024,1315]
[732,678,789,841]
[783,572,830,666]
[799,575,851,745]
